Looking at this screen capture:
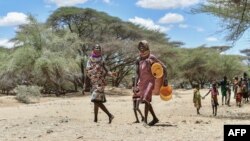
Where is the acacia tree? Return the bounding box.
[178,46,247,88]
[32,30,84,95]
[179,48,210,88]
[13,15,46,51]
[194,0,250,42]
[46,7,175,89]
[240,49,250,66]
[0,48,16,94]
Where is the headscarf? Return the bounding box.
[138,40,150,59]
[90,44,102,63]
[91,44,102,57]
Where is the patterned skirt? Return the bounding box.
[236,93,242,103]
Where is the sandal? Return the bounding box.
[148,118,159,126]
[109,115,114,124]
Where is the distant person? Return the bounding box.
[134,40,167,126]
[86,44,116,123]
[203,83,219,116]
[242,72,249,103]
[233,76,239,99]
[193,84,202,115]
[131,76,144,123]
[219,76,227,105]
[248,78,250,100]
[235,80,243,107]
[226,82,231,106]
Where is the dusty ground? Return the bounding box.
[0,87,250,141]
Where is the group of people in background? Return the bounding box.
[193,73,250,116]
[234,73,249,106]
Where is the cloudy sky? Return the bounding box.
[0,0,249,55]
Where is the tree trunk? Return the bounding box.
[74,81,78,92]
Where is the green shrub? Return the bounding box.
[14,85,42,104]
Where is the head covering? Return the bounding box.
[138,40,149,51]
[138,40,150,58]
[91,44,102,58]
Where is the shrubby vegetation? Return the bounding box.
[0,6,249,97]
[14,85,42,104]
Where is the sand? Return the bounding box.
[0,87,250,141]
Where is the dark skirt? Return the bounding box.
[91,90,106,103]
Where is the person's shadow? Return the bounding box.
[154,122,177,127]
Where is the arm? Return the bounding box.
[193,90,196,103]
[234,85,238,94]
[131,59,140,94]
[134,59,140,86]
[203,90,211,98]
[102,62,116,77]
[217,81,222,86]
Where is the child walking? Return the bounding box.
[193,84,201,115]
[226,82,231,106]
[235,80,243,107]
[132,76,144,123]
[203,83,219,116]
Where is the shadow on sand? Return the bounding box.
[201,113,250,120]
[154,122,177,127]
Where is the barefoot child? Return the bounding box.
[226,82,231,107]
[235,80,243,107]
[225,82,231,106]
[132,76,144,123]
[233,76,239,99]
[203,83,219,116]
[193,84,201,115]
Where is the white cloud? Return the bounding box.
[0,12,28,26]
[103,0,110,3]
[0,39,15,48]
[46,0,88,7]
[179,24,188,28]
[45,4,52,8]
[136,0,200,9]
[159,13,184,24]
[129,16,170,33]
[206,37,218,42]
[196,27,204,32]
